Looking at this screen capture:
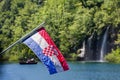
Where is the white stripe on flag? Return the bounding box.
[49,55,64,72]
[31,32,48,49]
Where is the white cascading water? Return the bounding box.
[88,33,94,55]
[100,27,109,62]
[78,41,85,58]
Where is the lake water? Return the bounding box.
[0,61,120,80]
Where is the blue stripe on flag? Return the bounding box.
[23,37,57,74]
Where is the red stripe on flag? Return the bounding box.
[38,27,69,71]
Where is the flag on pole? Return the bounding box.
[23,27,69,74]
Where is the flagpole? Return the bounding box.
[0,22,45,55]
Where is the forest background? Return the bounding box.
[0,0,120,63]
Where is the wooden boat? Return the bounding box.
[19,58,37,64]
[19,61,37,64]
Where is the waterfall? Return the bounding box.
[85,33,94,60]
[85,32,97,61]
[78,41,85,58]
[77,26,110,62]
[88,33,94,52]
[100,27,109,62]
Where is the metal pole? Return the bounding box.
[0,22,45,55]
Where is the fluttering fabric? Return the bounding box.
[23,27,69,74]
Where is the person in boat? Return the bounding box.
[26,58,35,63]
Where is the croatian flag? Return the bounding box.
[23,27,69,74]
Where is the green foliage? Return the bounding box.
[67,53,78,61]
[8,54,19,61]
[105,31,120,63]
[0,0,120,61]
[105,47,120,63]
[115,32,120,45]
